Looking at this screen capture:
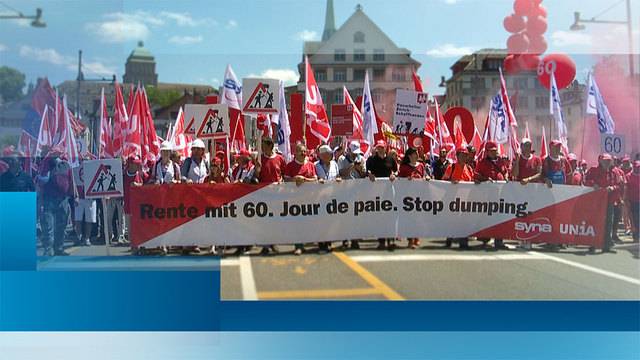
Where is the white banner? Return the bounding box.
[131,180,607,248]
[393,89,429,135]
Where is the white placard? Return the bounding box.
[184,104,230,140]
[242,78,280,114]
[393,89,429,135]
[600,134,625,156]
[83,158,124,199]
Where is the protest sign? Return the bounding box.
[83,158,124,198]
[393,89,429,135]
[330,104,354,137]
[242,78,280,114]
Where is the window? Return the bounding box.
[354,31,365,43]
[535,96,548,109]
[334,70,346,82]
[354,49,365,62]
[334,91,344,103]
[492,78,499,89]
[353,69,366,81]
[373,68,385,81]
[514,78,528,90]
[392,69,406,82]
[517,96,529,109]
[373,49,385,61]
[373,89,384,103]
[315,69,326,81]
[334,49,346,62]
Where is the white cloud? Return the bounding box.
[443,0,459,4]
[248,69,299,86]
[293,30,319,41]
[426,44,476,58]
[226,19,238,29]
[0,44,7,52]
[160,11,216,27]
[168,35,203,45]
[18,45,115,77]
[550,31,592,47]
[86,12,155,43]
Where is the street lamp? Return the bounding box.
[570,0,635,75]
[0,7,46,28]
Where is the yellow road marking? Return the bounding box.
[333,252,404,300]
[294,265,306,275]
[258,287,381,299]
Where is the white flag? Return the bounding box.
[272,81,292,162]
[550,72,568,147]
[585,72,615,134]
[220,64,243,110]
[361,71,378,157]
[488,92,509,144]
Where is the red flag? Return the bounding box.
[256,114,272,137]
[453,121,468,151]
[126,83,135,118]
[540,125,548,159]
[498,68,519,159]
[470,122,483,154]
[524,121,531,140]
[169,107,192,159]
[412,70,424,92]
[112,82,128,158]
[343,86,368,153]
[98,88,113,159]
[59,95,80,167]
[434,97,455,160]
[229,108,246,151]
[140,87,160,167]
[123,87,142,159]
[305,56,331,149]
[35,105,54,156]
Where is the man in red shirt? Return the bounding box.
[284,143,318,255]
[254,137,287,255]
[285,143,318,186]
[511,138,542,185]
[474,141,509,249]
[625,161,640,242]
[255,137,286,184]
[566,153,583,186]
[585,153,627,252]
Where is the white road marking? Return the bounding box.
[529,251,640,286]
[221,258,240,267]
[238,256,258,300]
[351,253,547,262]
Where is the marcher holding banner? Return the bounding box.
[123,155,145,245]
[511,138,542,185]
[338,141,366,180]
[151,142,181,185]
[366,140,398,250]
[231,150,255,184]
[443,147,474,249]
[285,143,318,255]
[585,153,626,252]
[542,140,571,188]
[398,147,430,249]
[315,144,340,253]
[181,139,208,184]
[255,137,286,255]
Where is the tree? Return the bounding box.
[0,66,26,102]
[144,86,182,108]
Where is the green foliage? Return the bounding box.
[144,86,182,108]
[0,66,26,102]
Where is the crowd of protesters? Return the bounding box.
[1,134,639,256]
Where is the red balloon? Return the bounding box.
[537,53,577,89]
[532,0,543,5]
[527,34,548,54]
[531,5,547,17]
[504,54,521,74]
[517,54,540,70]
[503,14,526,33]
[514,0,533,16]
[507,33,530,54]
[526,15,547,35]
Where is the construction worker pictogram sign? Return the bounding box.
[83,159,124,199]
[184,115,196,136]
[242,78,280,114]
[184,104,229,139]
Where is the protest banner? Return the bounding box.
[242,78,280,114]
[330,104,354,137]
[393,89,429,135]
[130,180,606,249]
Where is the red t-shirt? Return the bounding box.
[259,154,286,183]
[474,157,508,181]
[625,172,639,203]
[515,154,542,181]
[567,170,583,186]
[398,163,425,179]
[585,166,626,204]
[284,159,317,179]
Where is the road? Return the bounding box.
[37,235,640,300]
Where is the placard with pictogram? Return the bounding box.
[184,104,230,139]
[242,78,280,114]
[83,158,124,198]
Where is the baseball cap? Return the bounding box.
[348,140,363,155]
[318,145,333,155]
[521,138,532,144]
[160,141,173,151]
[567,153,577,161]
[484,141,498,151]
[375,140,387,148]
[599,153,613,161]
[549,140,562,147]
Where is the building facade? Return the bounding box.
[297,2,420,123]
[443,49,586,152]
[123,41,158,86]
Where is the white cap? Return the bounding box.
[160,141,173,151]
[521,138,532,144]
[348,140,363,155]
[318,145,332,155]
[191,139,206,149]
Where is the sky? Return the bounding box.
[0,0,638,96]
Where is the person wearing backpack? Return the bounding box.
[151,141,181,185]
[37,154,74,256]
[181,139,209,184]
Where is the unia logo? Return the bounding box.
[560,221,596,237]
[514,217,552,240]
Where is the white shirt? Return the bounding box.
[183,157,208,184]
[155,160,177,184]
[315,160,340,181]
